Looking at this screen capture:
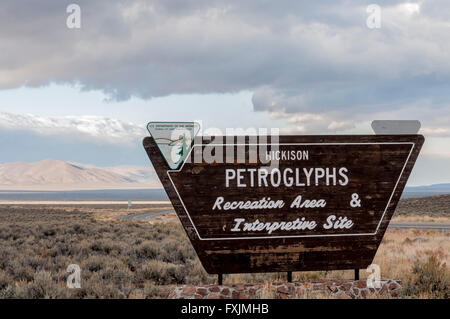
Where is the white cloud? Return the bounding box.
[397,2,421,15]
[420,127,450,137]
[0,112,146,144]
[269,109,355,134]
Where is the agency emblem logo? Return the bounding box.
[147,122,200,170]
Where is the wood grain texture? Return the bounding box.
[143,135,424,274]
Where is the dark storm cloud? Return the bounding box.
[1,0,450,120]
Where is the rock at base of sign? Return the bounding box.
[169,279,402,299]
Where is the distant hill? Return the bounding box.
[0,159,161,190]
[396,194,450,217]
[404,183,450,198]
[0,158,448,195]
[406,183,450,191]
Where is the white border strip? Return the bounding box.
[167,142,415,241]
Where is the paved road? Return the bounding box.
[120,210,450,230]
[389,222,450,230]
[119,209,173,221]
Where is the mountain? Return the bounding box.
[98,165,158,184]
[403,183,450,198]
[1,158,448,195]
[0,159,161,190]
[406,183,450,190]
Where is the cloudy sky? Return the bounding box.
[0,0,449,185]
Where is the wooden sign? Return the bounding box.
[144,134,424,274]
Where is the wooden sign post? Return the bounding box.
[144,133,423,275]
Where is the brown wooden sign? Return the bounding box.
[143,134,424,274]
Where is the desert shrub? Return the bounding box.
[143,283,171,298]
[27,255,45,270]
[138,260,185,284]
[42,228,56,237]
[121,256,138,273]
[76,240,93,258]
[179,259,214,285]
[83,255,106,272]
[15,270,61,299]
[70,279,118,299]
[9,261,34,282]
[403,237,413,245]
[98,260,133,285]
[49,242,72,257]
[135,240,160,259]
[402,254,449,298]
[0,207,226,298]
[0,248,12,268]
[0,285,15,299]
[0,271,12,291]
[89,240,114,254]
[72,223,85,234]
[32,271,55,296]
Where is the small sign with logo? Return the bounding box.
[147,122,200,170]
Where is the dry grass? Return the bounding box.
[372,229,449,280]
[0,206,215,298]
[392,215,450,223]
[223,228,449,299]
[0,204,448,299]
[392,194,450,222]
[395,195,450,218]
